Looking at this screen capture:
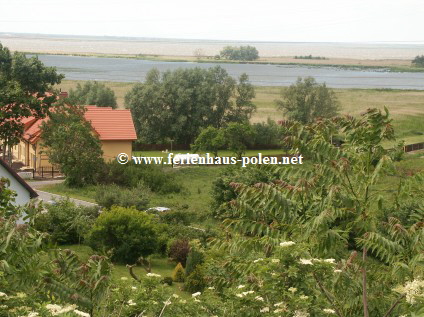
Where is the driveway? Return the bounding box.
[29,179,98,207]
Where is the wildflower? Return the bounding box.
[333,269,342,273]
[288,287,297,293]
[163,300,171,306]
[179,299,187,304]
[242,290,254,296]
[27,313,39,317]
[208,286,215,290]
[299,295,309,300]
[279,241,295,247]
[74,310,90,317]
[274,302,285,307]
[324,259,336,264]
[131,286,137,290]
[192,292,201,297]
[46,304,63,314]
[146,273,161,278]
[271,259,280,263]
[254,258,264,263]
[0,292,7,298]
[255,296,264,301]
[299,259,313,265]
[236,293,244,298]
[323,308,336,314]
[172,294,179,298]
[293,310,310,317]
[120,277,128,281]
[127,299,136,306]
[403,279,424,304]
[260,307,270,312]
[237,284,245,289]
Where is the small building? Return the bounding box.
[10,105,137,170]
[0,158,38,206]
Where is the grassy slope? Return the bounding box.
[56,80,424,145]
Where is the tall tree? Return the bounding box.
[68,81,117,109]
[276,77,339,124]
[40,105,104,187]
[0,43,64,162]
[125,66,256,144]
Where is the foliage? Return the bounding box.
[40,105,105,187]
[219,45,259,61]
[276,77,340,123]
[209,108,424,316]
[185,245,205,276]
[184,266,206,293]
[68,80,117,108]
[87,206,166,263]
[95,183,150,210]
[223,122,255,158]
[98,161,182,194]
[125,66,256,144]
[168,239,190,266]
[162,276,173,286]
[172,262,186,282]
[34,198,99,244]
[0,43,63,160]
[191,126,225,156]
[251,118,283,146]
[155,209,193,226]
[412,55,424,67]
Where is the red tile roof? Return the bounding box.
[84,106,137,141]
[22,106,137,143]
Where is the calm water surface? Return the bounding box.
[34,54,424,89]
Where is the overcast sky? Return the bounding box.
[1,0,423,42]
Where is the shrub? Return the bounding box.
[87,206,166,263]
[172,262,185,282]
[185,247,205,277]
[98,161,182,194]
[162,276,173,286]
[157,209,193,226]
[184,266,206,293]
[95,183,150,210]
[168,239,190,266]
[34,198,99,244]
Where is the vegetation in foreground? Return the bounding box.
[2,109,424,316]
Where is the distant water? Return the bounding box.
[2,33,424,59]
[32,54,424,89]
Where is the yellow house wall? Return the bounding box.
[101,140,133,162]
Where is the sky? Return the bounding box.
[1,0,424,42]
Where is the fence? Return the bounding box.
[35,166,61,179]
[404,142,424,153]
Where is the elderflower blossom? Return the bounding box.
[323,308,336,314]
[299,295,309,300]
[127,299,136,306]
[172,294,179,298]
[242,290,254,296]
[293,310,310,317]
[403,279,424,304]
[163,300,171,306]
[146,273,161,278]
[254,258,264,263]
[131,286,137,290]
[274,302,285,307]
[236,293,244,298]
[192,292,201,297]
[299,259,313,265]
[0,292,7,298]
[255,296,264,301]
[288,287,297,293]
[324,259,336,264]
[279,241,295,247]
[271,259,280,263]
[27,313,39,317]
[208,286,215,290]
[74,310,90,317]
[334,269,342,273]
[260,307,270,313]
[237,285,245,289]
[120,277,128,281]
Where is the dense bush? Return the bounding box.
[185,246,205,276]
[95,183,150,210]
[412,55,424,67]
[34,198,99,244]
[172,262,185,282]
[220,45,259,61]
[167,239,190,266]
[184,266,206,293]
[68,81,117,108]
[98,161,182,194]
[162,276,173,286]
[156,209,193,226]
[87,206,166,263]
[251,119,283,146]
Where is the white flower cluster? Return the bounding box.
[293,310,310,317]
[323,308,336,314]
[146,272,162,278]
[279,241,296,247]
[192,292,201,297]
[299,258,337,265]
[403,279,424,304]
[45,304,90,316]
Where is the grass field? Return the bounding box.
[56,80,424,145]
